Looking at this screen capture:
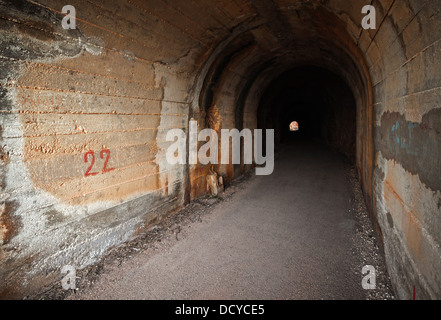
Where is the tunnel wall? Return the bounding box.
[362,0,441,299]
[0,0,440,299]
[0,0,204,297]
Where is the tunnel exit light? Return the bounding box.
[290,121,299,131]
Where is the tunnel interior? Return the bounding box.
[1,0,440,300]
[196,6,372,190]
[257,66,357,161]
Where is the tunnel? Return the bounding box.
[0,0,440,300]
[257,66,357,159]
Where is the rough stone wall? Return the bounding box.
[0,0,440,299]
[365,0,441,299]
[0,0,200,298]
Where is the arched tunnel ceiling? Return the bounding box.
[192,0,371,125]
[188,0,375,212]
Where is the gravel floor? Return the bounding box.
[344,162,395,300]
[31,142,396,300]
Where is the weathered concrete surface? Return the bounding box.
[0,0,190,297]
[0,0,440,299]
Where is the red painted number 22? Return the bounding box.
[84,149,115,177]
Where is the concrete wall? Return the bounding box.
[367,0,441,300]
[0,0,440,299]
[0,0,197,297]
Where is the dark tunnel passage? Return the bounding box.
[0,0,440,300]
[257,66,357,161]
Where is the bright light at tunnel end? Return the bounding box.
[165,120,275,176]
[290,121,299,132]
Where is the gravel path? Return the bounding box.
[34,139,395,300]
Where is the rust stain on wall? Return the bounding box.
[206,105,221,131]
[189,164,210,200]
[1,0,171,207]
[16,89,163,204]
[384,177,423,262]
[14,55,165,205]
[0,200,21,246]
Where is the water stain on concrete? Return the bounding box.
[377,109,441,192]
